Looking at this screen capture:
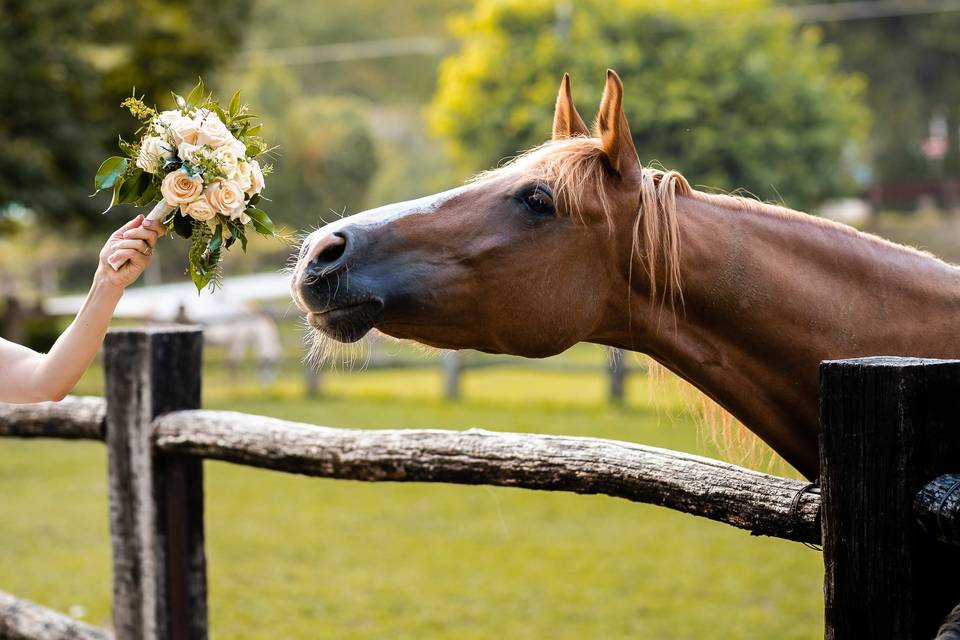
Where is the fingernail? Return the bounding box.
[143,219,153,228]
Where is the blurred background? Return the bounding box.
[2,0,959,637]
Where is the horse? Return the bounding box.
[290,70,960,480]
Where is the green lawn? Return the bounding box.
[0,347,822,639]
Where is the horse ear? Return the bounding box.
[552,73,589,140]
[594,69,640,178]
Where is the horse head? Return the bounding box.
[292,70,662,359]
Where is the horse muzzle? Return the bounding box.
[294,226,385,343]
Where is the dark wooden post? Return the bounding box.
[104,327,207,640]
[607,348,626,405]
[443,351,462,401]
[820,357,960,639]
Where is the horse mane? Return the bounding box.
[476,137,807,471]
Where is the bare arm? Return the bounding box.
[0,215,164,403]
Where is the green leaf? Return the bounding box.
[172,212,193,239]
[244,123,262,137]
[211,103,228,123]
[237,226,248,251]
[171,92,186,109]
[101,181,121,214]
[228,90,241,117]
[94,156,128,192]
[245,140,266,158]
[247,193,261,206]
[208,223,223,254]
[245,207,276,236]
[118,168,149,204]
[185,78,205,110]
[136,181,158,207]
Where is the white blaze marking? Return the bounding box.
[303,186,466,249]
[293,186,466,311]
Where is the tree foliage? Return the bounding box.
[266,94,379,230]
[429,0,870,210]
[0,0,253,232]
[787,0,960,184]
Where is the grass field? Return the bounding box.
[0,343,823,639]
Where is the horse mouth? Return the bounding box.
[307,300,383,343]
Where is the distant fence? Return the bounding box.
[305,345,640,404]
[2,327,960,638]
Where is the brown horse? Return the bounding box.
[291,70,960,480]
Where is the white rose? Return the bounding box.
[196,113,234,149]
[228,137,247,159]
[205,179,245,216]
[248,160,265,196]
[183,198,217,222]
[169,114,202,146]
[213,145,241,178]
[136,136,174,174]
[177,141,204,164]
[161,169,204,206]
[232,161,252,193]
[152,110,181,135]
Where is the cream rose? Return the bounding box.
[213,145,241,178]
[233,160,252,193]
[169,114,201,146]
[248,160,265,195]
[161,169,204,206]
[136,136,174,174]
[196,113,234,149]
[177,141,204,164]
[183,197,217,222]
[204,179,245,216]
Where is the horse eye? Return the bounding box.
[522,190,555,216]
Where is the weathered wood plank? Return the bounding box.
[0,396,105,440]
[153,409,821,543]
[0,590,112,640]
[820,357,960,640]
[104,327,207,640]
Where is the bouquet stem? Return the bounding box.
[108,201,174,271]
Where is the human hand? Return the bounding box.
[96,215,166,290]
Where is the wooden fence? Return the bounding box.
[1,327,960,639]
[305,345,637,403]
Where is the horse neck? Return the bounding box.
[593,193,960,478]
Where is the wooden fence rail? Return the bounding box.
[2,327,960,639]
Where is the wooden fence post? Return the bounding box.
[820,356,960,639]
[443,351,462,401]
[104,326,207,640]
[607,348,626,405]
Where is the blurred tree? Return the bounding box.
[785,0,960,187]
[0,0,253,234]
[429,0,870,210]
[267,96,379,230]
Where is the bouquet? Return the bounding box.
[93,79,279,290]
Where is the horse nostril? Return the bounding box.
[318,235,346,263]
[307,232,348,270]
